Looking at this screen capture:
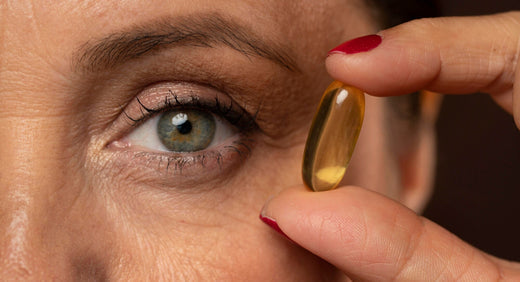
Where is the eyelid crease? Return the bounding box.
[120,82,258,139]
[125,90,257,133]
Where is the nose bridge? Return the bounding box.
[0,105,77,278]
[0,5,94,279]
[0,188,42,278]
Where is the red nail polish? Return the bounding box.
[259,214,290,239]
[328,34,382,55]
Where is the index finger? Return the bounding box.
[325,12,520,125]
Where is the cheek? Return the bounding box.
[77,140,344,280]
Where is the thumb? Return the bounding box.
[260,186,520,280]
[326,12,520,127]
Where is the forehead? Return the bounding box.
[7,0,366,24]
[0,0,374,66]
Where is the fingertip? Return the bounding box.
[325,33,441,97]
[260,185,381,250]
[259,185,314,242]
[327,14,520,103]
[260,186,309,217]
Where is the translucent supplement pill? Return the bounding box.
[302,81,365,192]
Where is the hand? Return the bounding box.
[260,12,520,280]
[326,11,520,129]
[261,186,520,280]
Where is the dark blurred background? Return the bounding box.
[422,0,520,261]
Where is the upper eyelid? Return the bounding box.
[121,97,160,125]
[121,82,258,133]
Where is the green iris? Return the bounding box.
[157,109,216,152]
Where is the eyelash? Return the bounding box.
[118,87,257,174]
[124,89,256,131]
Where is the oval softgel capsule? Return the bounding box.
[302,81,365,192]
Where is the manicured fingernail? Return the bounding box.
[259,214,290,239]
[328,34,382,55]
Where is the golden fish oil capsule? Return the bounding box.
[302,81,365,192]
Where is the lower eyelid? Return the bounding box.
[106,134,255,189]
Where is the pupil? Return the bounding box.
[176,120,192,134]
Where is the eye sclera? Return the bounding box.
[122,109,237,154]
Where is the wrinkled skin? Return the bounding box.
[0,0,434,280]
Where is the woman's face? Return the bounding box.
[0,0,432,280]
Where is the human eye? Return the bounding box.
[126,108,235,153]
[107,82,256,186]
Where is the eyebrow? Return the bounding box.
[73,13,299,73]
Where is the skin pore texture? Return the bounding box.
[0,0,435,280]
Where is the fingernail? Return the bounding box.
[259,214,290,239]
[328,34,382,55]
